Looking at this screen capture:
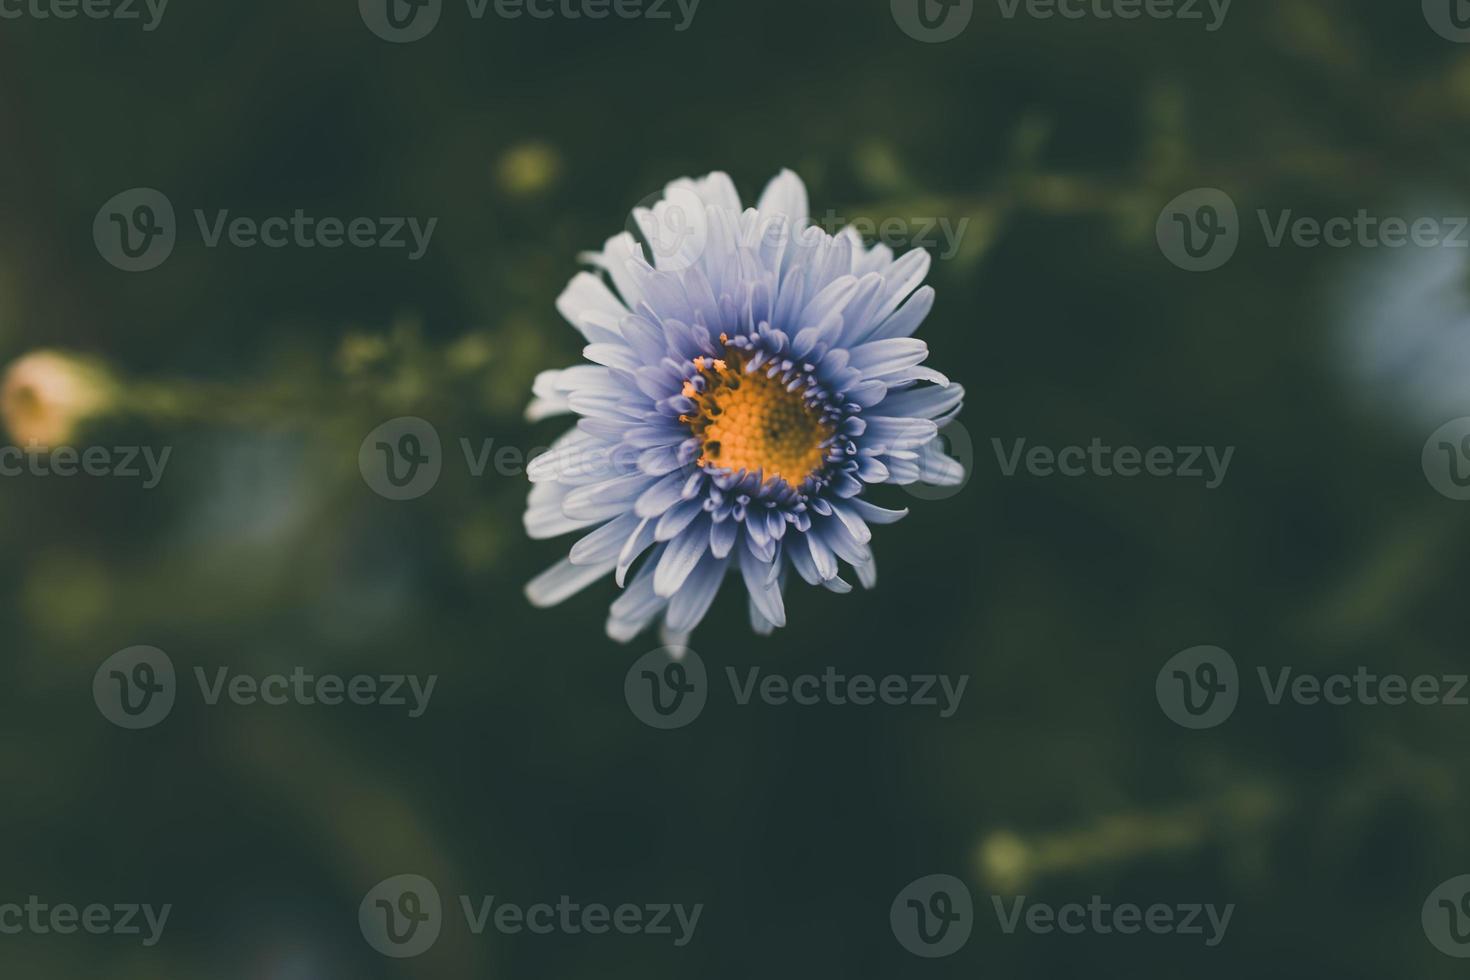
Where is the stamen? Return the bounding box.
[682,348,835,488]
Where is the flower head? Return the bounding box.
[523,170,964,643]
[1,350,116,448]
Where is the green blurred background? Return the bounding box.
[3,0,1470,976]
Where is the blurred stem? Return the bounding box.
[975,782,1286,893]
[121,378,326,429]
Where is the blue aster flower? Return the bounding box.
[523,169,965,643]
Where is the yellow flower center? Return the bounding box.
[680,349,833,487]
